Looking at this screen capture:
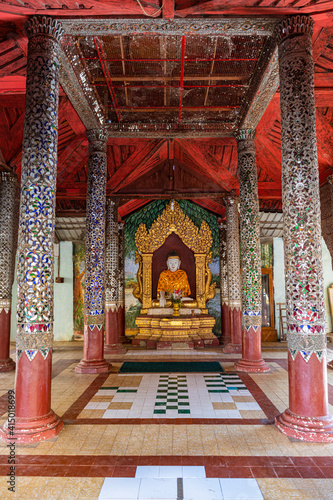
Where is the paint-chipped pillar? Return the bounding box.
[117,221,127,343]
[104,199,125,352]
[0,16,64,443]
[223,196,242,354]
[0,172,17,372]
[218,220,230,346]
[275,15,333,441]
[75,129,110,374]
[234,129,269,373]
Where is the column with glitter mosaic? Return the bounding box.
[218,220,230,346]
[223,196,242,354]
[117,221,126,343]
[0,16,64,443]
[234,129,269,373]
[275,15,333,441]
[104,198,124,352]
[0,172,17,372]
[75,129,110,374]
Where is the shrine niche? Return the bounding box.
[132,201,219,349]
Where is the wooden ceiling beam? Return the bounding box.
[107,140,167,191]
[179,139,237,192]
[118,199,152,219]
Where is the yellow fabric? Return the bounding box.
[157,269,191,297]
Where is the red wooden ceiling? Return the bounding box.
[0,0,332,218]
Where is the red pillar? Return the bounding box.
[0,16,64,443]
[223,196,242,354]
[234,130,269,373]
[274,16,333,441]
[75,129,110,374]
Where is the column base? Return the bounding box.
[0,357,15,372]
[234,358,270,373]
[223,343,242,354]
[0,410,63,444]
[75,358,111,374]
[104,344,127,354]
[275,408,333,443]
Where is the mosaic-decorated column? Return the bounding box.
[117,221,127,343]
[275,16,333,441]
[218,220,230,346]
[223,196,242,354]
[0,16,64,443]
[104,199,125,352]
[75,129,110,374]
[234,129,269,373]
[0,172,18,372]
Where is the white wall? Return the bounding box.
[273,237,333,337]
[11,241,74,341]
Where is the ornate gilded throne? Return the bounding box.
[132,201,219,348]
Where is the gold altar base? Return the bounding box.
[132,314,219,349]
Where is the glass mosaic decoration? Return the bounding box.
[276,16,326,362]
[235,129,262,331]
[225,196,242,311]
[0,172,18,315]
[84,129,108,327]
[16,16,63,361]
[105,199,119,313]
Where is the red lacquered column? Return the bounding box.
[218,220,230,346]
[104,200,126,353]
[274,16,333,441]
[223,196,242,354]
[234,130,269,373]
[0,16,64,443]
[75,130,110,374]
[0,172,18,372]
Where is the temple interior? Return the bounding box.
[1,1,333,499]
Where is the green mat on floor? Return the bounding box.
[119,361,223,373]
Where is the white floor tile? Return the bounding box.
[183,478,223,500]
[158,466,182,478]
[135,466,160,478]
[138,478,177,499]
[219,478,264,500]
[182,466,206,478]
[98,478,141,499]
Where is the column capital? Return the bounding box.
[224,195,239,206]
[106,197,118,208]
[234,129,256,142]
[25,15,63,42]
[276,15,314,44]
[0,171,17,183]
[87,128,108,153]
[218,218,226,229]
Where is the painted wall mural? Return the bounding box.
[73,243,85,338]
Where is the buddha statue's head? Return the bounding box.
[167,251,181,273]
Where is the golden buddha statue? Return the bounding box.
[153,251,197,308]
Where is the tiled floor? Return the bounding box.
[1,342,333,499]
[80,372,265,420]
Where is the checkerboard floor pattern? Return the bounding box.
[154,375,190,415]
[81,373,266,419]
